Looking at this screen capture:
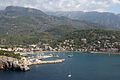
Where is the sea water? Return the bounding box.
[1,52,120,80]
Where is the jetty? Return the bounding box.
[31,59,65,65]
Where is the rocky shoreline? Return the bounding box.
[0,56,30,71]
[0,56,65,71]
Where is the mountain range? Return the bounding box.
[47,11,120,29]
[0,6,118,45]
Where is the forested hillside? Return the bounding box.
[49,30,120,51]
[0,6,112,45]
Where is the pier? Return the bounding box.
[28,59,65,65]
[39,59,65,64]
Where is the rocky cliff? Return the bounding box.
[0,56,30,71]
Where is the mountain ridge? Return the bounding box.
[46,11,120,29]
[0,6,118,45]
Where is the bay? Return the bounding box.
[1,52,120,80]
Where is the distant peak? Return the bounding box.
[5,6,44,12]
[4,6,47,16]
[5,6,35,11]
[5,6,22,10]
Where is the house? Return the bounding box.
[29,44,37,48]
[81,38,87,43]
[45,46,53,51]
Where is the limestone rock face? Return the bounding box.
[20,65,30,71]
[0,61,4,70]
[12,62,20,70]
[0,56,30,71]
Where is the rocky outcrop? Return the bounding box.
[0,56,30,71]
[0,61,4,69]
[0,56,65,71]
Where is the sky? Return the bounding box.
[0,0,120,14]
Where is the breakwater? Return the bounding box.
[0,56,65,71]
[31,59,65,65]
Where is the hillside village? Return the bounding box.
[0,32,120,54]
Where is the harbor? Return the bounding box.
[0,52,65,71]
[1,52,120,80]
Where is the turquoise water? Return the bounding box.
[1,52,120,80]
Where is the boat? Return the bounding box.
[53,54,59,57]
[68,74,72,78]
[68,55,73,58]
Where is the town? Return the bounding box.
[0,38,120,54]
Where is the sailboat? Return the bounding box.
[68,74,72,78]
[68,55,73,58]
[36,52,45,60]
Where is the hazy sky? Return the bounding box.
[0,0,120,13]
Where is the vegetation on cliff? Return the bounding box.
[0,50,21,59]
